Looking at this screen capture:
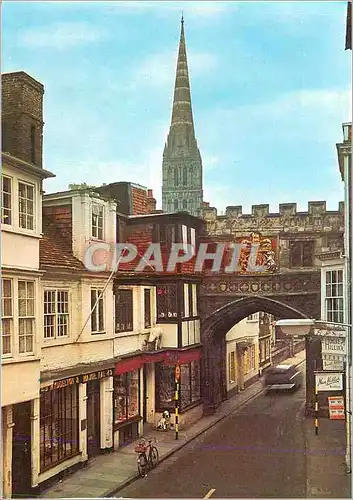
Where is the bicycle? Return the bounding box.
[134,437,159,477]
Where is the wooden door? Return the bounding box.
[86,380,101,457]
[12,401,32,497]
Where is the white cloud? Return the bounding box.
[18,22,104,49]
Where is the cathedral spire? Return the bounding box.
[170,15,195,134]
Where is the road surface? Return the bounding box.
[116,368,307,498]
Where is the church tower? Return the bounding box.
[162,17,203,216]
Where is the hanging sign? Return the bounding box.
[322,353,345,371]
[321,337,346,356]
[328,396,345,420]
[315,372,343,391]
[175,364,181,380]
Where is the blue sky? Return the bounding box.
[2,1,351,213]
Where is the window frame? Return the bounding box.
[115,288,133,333]
[91,202,104,240]
[156,284,178,321]
[44,289,70,340]
[1,175,12,226]
[91,288,105,334]
[18,180,35,231]
[290,240,315,268]
[2,278,13,356]
[18,280,35,355]
[228,351,236,383]
[144,288,151,329]
[40,384,80,472]
[325,269,344,324]
[113,370,140,427]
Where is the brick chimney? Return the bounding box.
[147,189,157,213]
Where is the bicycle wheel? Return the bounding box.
[150,446,159,468]
[137,452,148,477]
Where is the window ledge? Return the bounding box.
[114,330,136,338]
[2,355,40,364]
[1,225,42,239]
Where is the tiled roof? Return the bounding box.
[40,217,85,271]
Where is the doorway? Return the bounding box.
[12,401,32,497]
[86,380,101,457]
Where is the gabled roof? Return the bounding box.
[40,217,85,271]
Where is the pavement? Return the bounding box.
[38,349,350,498]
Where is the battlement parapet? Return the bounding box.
[202,201,344,220]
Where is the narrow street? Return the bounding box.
[116,366,307,498]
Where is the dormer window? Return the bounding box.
[92,203,104,240]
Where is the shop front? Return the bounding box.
[38,367,114,488]
[113,346,202,440]
[113,358,142,448]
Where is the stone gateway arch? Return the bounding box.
[201,296,309,413]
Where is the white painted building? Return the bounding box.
[1,71,55,498]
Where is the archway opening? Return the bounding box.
[201,296,309,412]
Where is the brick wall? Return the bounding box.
[131,186,148,215]
[2,72,44,167]
[42,205,72,243]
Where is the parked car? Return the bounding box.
[264,364,303,392]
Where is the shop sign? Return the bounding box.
[313,327,346,338]
[81,368,113,383]
[322,353,345,371]
[321,337,346,356]
[315,372,343,392]
[40,376,80,393]
[328,396,345,420]
[175,365,181,380]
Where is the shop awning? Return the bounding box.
[115,356,143,375]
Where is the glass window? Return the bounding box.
[92,203,104,239]
[113,370,139,425]
[290,241,314,267]
[1,176,12,225]
[2,278,13,355]
[188,284,193,317]
[91,289,105,333]
[229,351,236,382]
[115,289,133,333]
[18,182,34,230]
[44,290,69,339]
[325,270,344,323]
[144,289,151,328]
[155,363,175,410]
[156,284,178,320]
[40,385,79,471]
[18,280,35,354]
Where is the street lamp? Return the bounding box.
[275,318,352,474]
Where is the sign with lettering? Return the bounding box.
[328,396,345,420]
[40,376,80,393]
[315,372,343,391]
[81,368,113,383]
[313,328,346,338]
[322,353,345,371]
[321,337,346,356]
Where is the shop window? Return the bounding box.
[155,363,175,411]
[229,351,236,383]
[115,289,133,333]
[156,284,178,320]
[40,384,79,471]
[91,288,105,333]
[325,270,344,323]
[290,241,314,267]
[92,203,104,240]
[2,278,12,355]
[180,360,201,410]
[18,280,35,354]
[1,175,12,225]
[18,182,34,230]
[44,290,69,339]
[144,289,151,328]
[113,370,140,425]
